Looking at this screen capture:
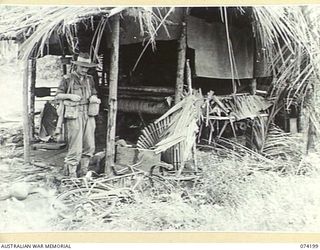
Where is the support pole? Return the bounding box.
[174,10,187,104]
[62,55,67,75]
[297,105,303,132]
[30,58,36,140]
[105,15,120,175]
[186,59,192,94]
[283,102,290,133]
[23,59,31,163]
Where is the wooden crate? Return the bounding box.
[115,145,139,166]
[115,146,162,172]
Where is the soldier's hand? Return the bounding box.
[55,93,80,101]
[68,94,81,102]
[89,95,101,104]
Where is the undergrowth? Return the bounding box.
[53,136,320,232]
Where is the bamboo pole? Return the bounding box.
[174,10,187,104]
[105,15,120,175]
[30,58,36,141]
[23,59,31,163]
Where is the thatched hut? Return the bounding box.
[0,6,317,172]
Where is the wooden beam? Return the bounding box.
[30,58,36,140]
[174,11,187,104]
[23,59,31,163]
[105,15,120,175]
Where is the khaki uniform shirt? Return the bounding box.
[57,72,97,104]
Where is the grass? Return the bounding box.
[2,154,319,232]
[49,138,320,232]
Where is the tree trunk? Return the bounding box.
[105,15,120,175]
[23,60,30,163]
[30,58,36,141]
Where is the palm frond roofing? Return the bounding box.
[0,6,113,40]
[0,6,174,59]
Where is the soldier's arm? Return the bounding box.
[55,76,81,102]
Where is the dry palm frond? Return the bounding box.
[13,6,112,59]
[228,95,272,120]
[252,6,320,108]
[261,124,296,157]
[137,91,204,168]
[213,137,276,169]
[249,6,320,157]
[0,6,172,60]
[202,94,272,121]
[247,116,303,162]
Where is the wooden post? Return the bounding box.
[102,54,106,85]
[23,59,31,163]
[62,55,67,75]
[174,10,187,104]
[59,35,68,75]
[105,15,120,175]
[30,58,36,140]
[307,115,316,153]
[283,102,290,132]
[297,105,303,132]
[305,86,316,153]
[249,78,257,95]
[186,59,192,94]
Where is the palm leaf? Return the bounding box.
[0,6,172,60]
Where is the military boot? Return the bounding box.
[63,164,69,176]
[67,164,78,178]
[79,157,90,177]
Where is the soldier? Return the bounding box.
[55,53,101,178]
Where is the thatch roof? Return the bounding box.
[0,6,113,40]
[0,6,175,60]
